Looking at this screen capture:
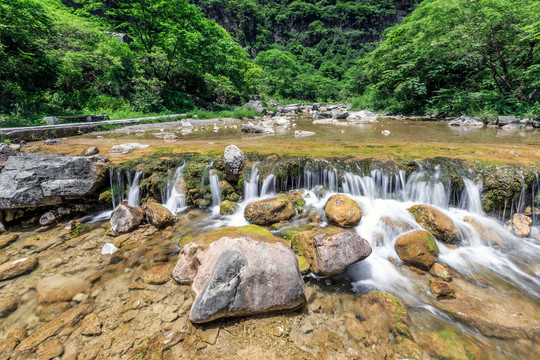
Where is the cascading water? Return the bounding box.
[209,170,222,208]
[164,164,187,215]
[461,178,483,214]
[260,174,276,197]
[126,170,143,207]
[244,163,260,201]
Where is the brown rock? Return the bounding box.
[37,302,72,322]
[429,263,452,282]
[200,327,220,345]
[142,201,174,229]
[429,279,456,299]
[394,230,439,270]
[296,228,372,276]
[81,313,102,336]
[0,257,38,281]
[37,276,89,304]
[505,213,532,237]
[409,204,461,243]
[172,226,304,323]
[0,234,18,249]
[37,339,64,360]
[0,296,18,318]
[244,196,295,226]
[143,264,172,285]
[0,328,26,355]
[110,201,144,234]
[324,195,362,228]
[16,303,93,353]
[464,216,506,246]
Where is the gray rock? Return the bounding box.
[0,153,106,209]
[331,109,349,119]
[173,235,305,323]
[0,220,5,233]
[110,202,144,234]
[109,143,149,154]
[498,115,516,125]
[298,230,372,276]
[44,139,64,145]
[39,212,56,226]
[83,147,99,156]
[241,124,275,134]
[311,103,321,111]
[242,100,265,114]
[223,145,245,182]
[190,249,246,323]
[448,116,484,127]
[313,112,333,120]
[0,143,16,166]
[266,99,283,108]
[294,130,316,137]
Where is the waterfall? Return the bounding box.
[164,164,187,215]
[260,174,276,197]
[244,163,260,201]
[209,170,222,207]
[461,179,483,214]
[127,170,143,207]
[404,166,449,208]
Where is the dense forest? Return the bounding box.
[0,0,539,126]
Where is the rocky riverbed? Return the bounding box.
[0,116,539,359]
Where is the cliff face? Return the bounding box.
[192,0,419,51]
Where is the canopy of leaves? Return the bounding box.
[347,0,540,116]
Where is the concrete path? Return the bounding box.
[0,114,186,141]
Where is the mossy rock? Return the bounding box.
[394,230,439,270]
[219,200,238,215]
[408,204,461,244]
[188,225,289,246]
[184,162,209,190]
[244,196,295,226]
[98,190,112,203]
[296,255,310,274]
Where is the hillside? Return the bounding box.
[193,0,420,100]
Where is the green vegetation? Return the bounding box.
[347,0,540,116]
[2,0,539,126]
[195,0,419,101]
[0,0,259,126]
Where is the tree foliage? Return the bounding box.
[347,0,540,115]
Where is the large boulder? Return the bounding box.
[223,145,245,182]
[448,116,484,127]
[324,195,362,228]
[0,257,38,281]
[172,226,305,323]
[295,227,372,276]
[409,204,461,243]
[244,196,295,226]
[142,201,173,229]
[242,100,265,114]
[0,153,106,210]
[505,213,532,237]
[394,230,439,270]
[110,202,144,234]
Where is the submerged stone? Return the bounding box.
[0,257,38,281]
[429,279,456,299]
[219,200,238,215]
